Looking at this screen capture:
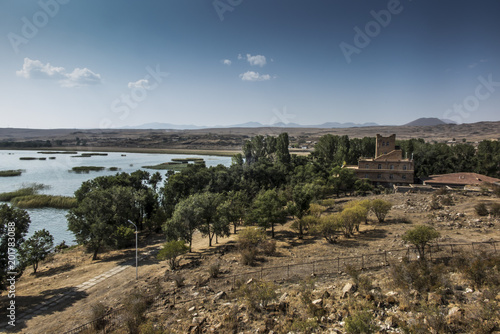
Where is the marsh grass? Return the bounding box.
[11,194,77,209]
[0,169,23,177]
[70,166,106,173]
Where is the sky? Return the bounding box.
[0,0,499,129]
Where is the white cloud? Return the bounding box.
[239,71,271,82]
[468,63,478,69]
[16,58,102,87]
[246,54,267,67]
[222,59,232,66]
[128,79,150,89]
[237,54,243,60]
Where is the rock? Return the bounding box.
[322,290,331,299]
[212,291,227,303]
[446,307,463,324]
[386,295,397,305]
[365,293,374,301]
[341,282,357,298]
[192,316,205,324]
[312,298,323,307]
[279,292,289,303]
[246,278,253,285]
[385,315,398,328]
[188,306,196,312]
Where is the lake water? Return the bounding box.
[0,150,232,245]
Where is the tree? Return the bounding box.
[370,199,392,223]
[218,191,248,234]
[339,205,366,237]
[288,185,313,238]
[157,240,189,270]
[316,214,342,243]
[67,189,116,260]
[329,166,357,197]
[402,225,440,261]
[194,192,227,247]
[19,229,54,273]
[0,204,30,289]
[247,189,287,238]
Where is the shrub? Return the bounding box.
[402,225,440,261]
[436,187,448,195]
[240,248,257,266]
[475,202,489,216]
[298,279,325,317]
[390,260,448,294]
[440,194,454,206]
[259,239,276,256]
[238,227,266,250]
[489,203,500,217]
[114,225,135,249]
[90,302,108,331]
[235,280,277,310]
[345,310,377,334]
[208,262,221,278]
[123,292,150,334]
[171,273,185,288]
[370,199,392,223]
[316,214,342,243]
[237,227,272,265]
[157,240,189,270]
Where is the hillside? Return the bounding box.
[2,191,499,333]
[0,121,499,153]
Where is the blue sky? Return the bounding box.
[1,0,499,129]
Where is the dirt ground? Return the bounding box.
[1,191,499,333]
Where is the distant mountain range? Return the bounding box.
[122,121,381,130]
[121,118,457,130]
[404,118,457,126]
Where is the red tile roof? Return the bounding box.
[423,173,500,186]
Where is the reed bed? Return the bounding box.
[0,169,23,177]
[11,195,77,209]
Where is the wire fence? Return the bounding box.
[63,240,498,334]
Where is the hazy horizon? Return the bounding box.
[1,1,500,129]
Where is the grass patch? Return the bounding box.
[37,151,77,154]
[0,169,23,177]
[70,166,106,173]
[71,153,109,158]
[0,183,47,201]
[142,162,189,170]
[11,195,77,209]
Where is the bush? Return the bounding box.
[208,262,221,278]
[237,227,272,265]
[235,280,277,310]
[489,203,500,217]
[440,194,454,206]
[240,248,257,266]
[475,202,489,216]
[171,273,185,288]
[390,260,449,294]
[402,225,440,261]
[123,292,150,334]
[370,199,392,223]
[157,240,189,270]
[260,239,276,256]
[90,302,108,331]
[114,225,135,249]
[316,214,342,243]
[345,310,377,334]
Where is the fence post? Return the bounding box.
[471,242,475,251]
[450,244,454,256]
[312,261,315,275]
[287,264,289,278]
[429,245,432,261]
[384,251,387,265]
[492,241,497,253]
[260,268,263,280]
[232,275,235,289]
[337,257,340,272]
[361,255,364,269]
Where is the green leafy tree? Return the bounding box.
[163,195,201,251]
[329,166,357,197]
[218,191,248,234]
[402,225,440,261]
[19,229,54,273]
[339,205,366,237]
[67,189,116,260]
[194,192,227,247]
[157,240,189,270]
[370,199,392,223]
[0,204,30,289]
[288,185,313,238]
[248,189,287,238]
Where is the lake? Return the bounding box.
[0,150,232,245]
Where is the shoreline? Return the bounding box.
[0,146,241,157]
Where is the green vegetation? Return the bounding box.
[402,225,440,260]
[19,229,54,274]
[156,240,189,270]
[11,195,77,209]
[68,170,163,259]
[70,166,106,173]
[0,184,48,202]
[1,204,30,289]
[71,153,108,157]
[0,169,23,177]
[38,151,77,154]
[143,158,205,170]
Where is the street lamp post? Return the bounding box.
[127,220,138,280]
